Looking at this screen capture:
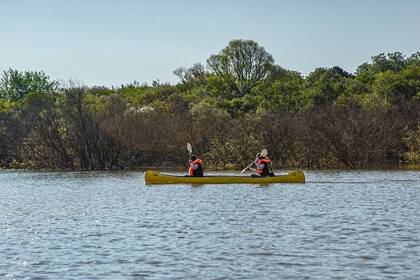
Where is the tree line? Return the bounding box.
[0,40,419,170]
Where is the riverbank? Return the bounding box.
[1,162,419,172]
[1,48,419,172]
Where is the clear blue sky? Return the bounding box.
[1,0,419,86]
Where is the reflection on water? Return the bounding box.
[0,170,419,279]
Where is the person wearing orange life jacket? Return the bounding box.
[248,153,274,177]
[188,155,204,177]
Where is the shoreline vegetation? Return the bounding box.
[1,40,419,171]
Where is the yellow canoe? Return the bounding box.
[145,170,305,185]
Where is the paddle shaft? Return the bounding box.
[240,162,255,174]
[240,149,268,174]
[241,149,268,174]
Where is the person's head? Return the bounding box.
[190,155,197,161]
[256,153,262,159]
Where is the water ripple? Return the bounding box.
[0,170,419,279]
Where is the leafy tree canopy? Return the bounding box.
[0,69,58,101]
[207,39,275,87]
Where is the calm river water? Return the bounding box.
[1,170,419,279]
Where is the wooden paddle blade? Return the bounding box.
[261,149,268,157]
[187,143,193,154]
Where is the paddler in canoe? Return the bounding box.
[144,144,305,184]
[188,155,204,177]
[186,143,204,177]
[241,149,275,177]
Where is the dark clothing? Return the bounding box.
[192,163,203,177]
[251,173,275,178]
[257,158,271,177]
[189,159,204,177]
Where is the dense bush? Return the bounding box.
[0,41,418,170]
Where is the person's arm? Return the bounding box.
[248,167,257,172]
[254,161,265,170]
[189,161,199,170]
[248,159,264,172]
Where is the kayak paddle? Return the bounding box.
[187,142,193,155]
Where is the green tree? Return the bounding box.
[406,51,420,66]
[173,63,207,84]
[207,39,274,96]
[254,71,304,113]
[303,66,351,107]
[356,52,411,82]
[373,64,420,106]
[0,69,59,101]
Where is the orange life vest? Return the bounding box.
[189,159,203,177]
